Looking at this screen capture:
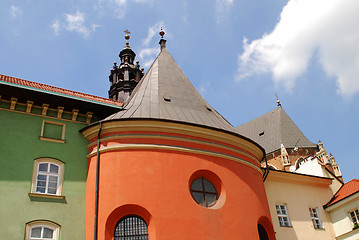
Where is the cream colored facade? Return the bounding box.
[265,170,337,240]
[295,156,343,194]
[325,192,359,240]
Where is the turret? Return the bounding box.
[108,30,144,102]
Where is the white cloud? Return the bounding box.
[64,11,93,39]
[237,0,359,97]
[9,5,23,19]
[109,0,127,19]
[51,19,61,36]
[142,21,164,46]
[138,47,159,68]
[96,0,151,19]
[215,0,233,23]
[138,22,165,68]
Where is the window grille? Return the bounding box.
[114,215,148,240]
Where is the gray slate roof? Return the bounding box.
[105,47,235,132]
[235,107,317,154]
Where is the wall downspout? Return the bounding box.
[262,155,270,182]
[94,121,102,240]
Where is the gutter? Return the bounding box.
[94,121,102,240]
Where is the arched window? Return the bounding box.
[25,220,60,240]
[258,224,269,240]
[114,215,148,240]
[30,158,65,196]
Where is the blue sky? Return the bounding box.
[1,0,358,182]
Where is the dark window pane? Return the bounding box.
[191,179,203,191]
[203,179,216,193]
[49,176,58,183]
[30,227,42,237]
[192,192,205,205]
[48,188,57,194]
[205,193,217,206]
[39,163,48,172]
[36,187,46,193]
[48,182,57,189]
[43,227,54,238]
[37,174,47,181]
[50,164,59,173]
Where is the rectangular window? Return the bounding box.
[40,120,65,143]
[276,204,291,227]
[350,209,359,229]
[309,208,323,229]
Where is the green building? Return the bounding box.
[0,74,121,239]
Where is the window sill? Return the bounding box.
[28,193,65,199]
[279,225,293,228]
[39,136,66,143]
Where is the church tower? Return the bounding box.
[108,30,144,102]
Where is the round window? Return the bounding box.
[190,177,218,207]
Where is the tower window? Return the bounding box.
[114,215,148,240]
[190,177,218,207]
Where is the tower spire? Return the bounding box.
[108,30,144,102]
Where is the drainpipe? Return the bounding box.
[262,155,269,182]
[94,121,102,240]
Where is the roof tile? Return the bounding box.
[0,74,123,107]
[325,179,359,207]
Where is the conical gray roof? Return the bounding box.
[235,107,317,154]
[105,48,235,132]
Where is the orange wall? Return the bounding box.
[86,148,275,240]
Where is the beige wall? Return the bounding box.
[265,170,336,240]
[325,193,359,240]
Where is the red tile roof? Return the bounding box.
[0,74,123,107]
[325,179,359,208]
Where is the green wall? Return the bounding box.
[0,109,88,239]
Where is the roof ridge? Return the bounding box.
[0,73,123,107]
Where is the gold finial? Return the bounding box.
[275,93,281,107]
[124,29,130,46]
[124,29,130,39]
[159,27,165,38]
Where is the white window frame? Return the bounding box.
[25,220,60,240]
[30,158,65,198]
[349,209,359,229]
[309,208,323,229]
[276,204,291,227]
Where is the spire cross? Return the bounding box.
[124,29,130,45]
